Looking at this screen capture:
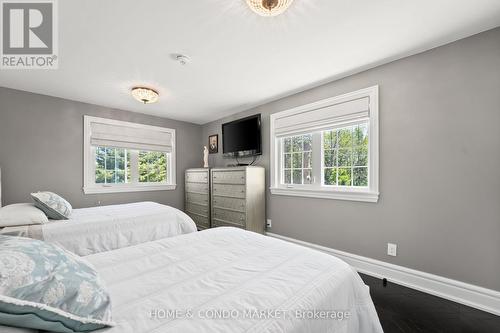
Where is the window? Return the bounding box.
[282,134,312,185]
[84,116,176,194]
[323,123,368,187]
[95,147,130,184]
[94,147,170,185]
[270,86,379,202]
[138,151,168,183]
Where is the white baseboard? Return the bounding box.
[266,232,500,316]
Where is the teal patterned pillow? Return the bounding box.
[0,235,114,332]
[31,192,72,220]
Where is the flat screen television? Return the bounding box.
[222,114,262,157]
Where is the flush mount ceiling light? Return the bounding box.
[246,0,293,16]
[131,87,159,104]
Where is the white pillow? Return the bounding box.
[0,203,48,227]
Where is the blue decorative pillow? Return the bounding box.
[0,235,114,332]
[30,192,72,220]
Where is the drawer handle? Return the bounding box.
[241,190,244,193]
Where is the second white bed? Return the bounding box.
[1,201,197,256]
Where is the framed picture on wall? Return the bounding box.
[208,134,218,154]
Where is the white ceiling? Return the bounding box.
[1,0,500,124]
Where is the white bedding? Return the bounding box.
[45,201,197,256]
[84,227,383,333]
[6,202,197,256]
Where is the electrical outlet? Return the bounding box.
[387,243,397,257]
[266,219,272,228]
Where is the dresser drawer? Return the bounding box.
[212,171,246,184]
[212,208,246,226]
[212,184,246,198]
[186,192,209,206]
[187,213,210,229]
[212,219,245,229]
[212,196,246,212]
[185,182,208,194]
[185,202,209,216]
[186,171,208,183]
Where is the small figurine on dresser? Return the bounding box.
[203,146,209,168]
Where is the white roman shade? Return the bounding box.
[88,118,173,152]
[273,96,370,137]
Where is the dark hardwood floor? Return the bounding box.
[359,273,500,333]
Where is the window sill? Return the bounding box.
[269,187,379,203]
[83,184,177,194]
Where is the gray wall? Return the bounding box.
[202,28,500,291]
[0,87,202,209]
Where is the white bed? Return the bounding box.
[82,227,383,333]
[0,202,197,256]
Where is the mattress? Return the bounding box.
[84,227,383,333]
[1,202,197,256]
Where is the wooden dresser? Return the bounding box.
[184,168,210,230]
[210,166,265,233]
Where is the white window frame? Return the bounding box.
[83,116,176,194]
[270,86,379,202]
